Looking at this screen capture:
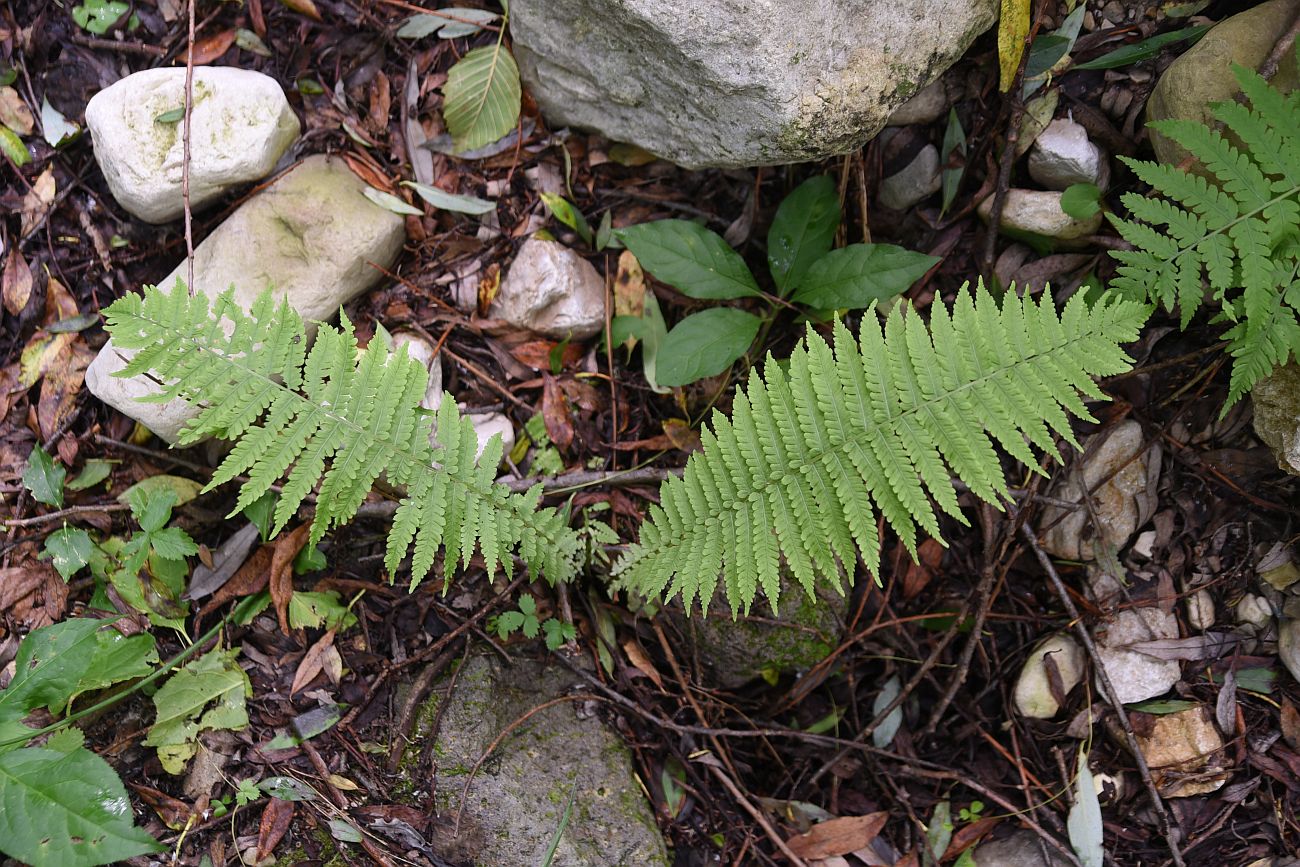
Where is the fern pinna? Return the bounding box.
[1109,61,1300,406]
[613,285,1149,616]
[104,282,580,588]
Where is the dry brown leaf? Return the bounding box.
[662,418,700,453]
[542,374,575,450]
[785,812,888,861]
[614,250,646,319]
[205,544,272,613]
[0,558,68,628]
[942,816,999,860]
[128,783,192,830]
[291,629,336,695]
[901,538,945,600]
[0,363,21,424]
[2,246,32,316]
[277,0,321,20]
[270,523,311,634]
[45,277,78,322]
[1282,699,1300,751]
[0,86,34,135]
[37,339,92,441]
[507,338,584,371]
[621,639,665,690]
[20,167,55,237]
[191,29,237,65]
[255,797,296,861]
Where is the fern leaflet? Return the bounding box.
[104,281,580,589]
[1109,61,1300,406]
[612,285,1149,616]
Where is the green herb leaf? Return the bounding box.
[1073,25,1208,71]
[658,308,761,387]
[402,180,497,215]
[154,107,185,124]
[617,220,761,300]
[361,186,423,216]
[540,193,593,245]
[0,125,30,166]
[22,445,65,508]
[116,474,202,508]
[442,44,522,153]
[1060,183,1102,220]
[145,648,251,774]
[791,244,937,309]
[71,0,130,34]
[768,175,840,294]
[42,527,94,580]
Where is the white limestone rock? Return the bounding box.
[391,331,444,411]
[491,238,607,340]
[978,189,1103,245]
[85,66,300,223]
[468,412,516,462]
[510,0,997,168]
[87,155,405,443]
[1014,634,1085,719]
[1094,606,1181,704]
[879,144,942,211]
[1028,118,1105,190]
[886,79,952,127]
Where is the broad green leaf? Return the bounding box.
[42,527,94,580]
[540,193,593,246]
[145,648,251,774]
[617,220,760,300]
[997,0,1030,91]
[0,619,102,725]
[126,488,177,534]
[361,186,423,216]
[70,630,157,700]
[0,745,162,865]
[22,445,65,508]
[1060,183,1101,220]
[924,800,952,867]
[792,244,937,309]
[442,44,522,153]
[396,8,498,39]
[657,308,761,387]
[148,526,199,561]
[1126,698,1198,714]
[940,107,966,215]
[1073,25,1208,70]
[611,291,670,393]
[116,474,201,508]
[402,180,496,215]
[154,107,184,124]
[293,543,328,573]
[1067,750,1104,867]
[288,591,356,631]
[0,124,29,166]
[71,0,130,33]
[767,175,840,295]
[67,459,114,491]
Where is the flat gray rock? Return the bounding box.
[511,0,997,168]
[409,652,668,867]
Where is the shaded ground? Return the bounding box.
[3,0,1300,864]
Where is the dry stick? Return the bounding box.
[439,345,531,410]
[1258,9,1300,84]
[182,0,196,294]
[2,502,131,528]
[1019,521,1187,867]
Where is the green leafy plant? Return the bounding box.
[1108,60,1300,406]
[490,594,576,650]
[23,444,66,507]
[612,285,1149,614]
[102,282,580,591]
[540,192,617,251]
[145,647,250,774]
[615,175,938,386]
[440,5,521,152]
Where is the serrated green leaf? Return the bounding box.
[0,745,162,866]
[0,619,103,727]
[617,220,760,300]
[42,527,94,580]
[22,445,65,508]
[442,43,521,153]
[361,186,423,216]
[148,526,198,561]
[658,308,761,387]
[402,180,496,215]
[71,0,129,34]
[768,175,840,294]
[126,488,177,534]
[70,630,157,700]
[792,244,937,309]
[145,648,250,774]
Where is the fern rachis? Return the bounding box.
[104,281,580,589]
[612,285,1149,615]
[1109,60,1300,405]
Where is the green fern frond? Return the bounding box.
[612,285,1149,616]
[1109,61,1300,406]
[104,281,580,589]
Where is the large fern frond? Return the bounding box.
[1109,61,1300,406]
[104,281,580,588]
[612,285,1149,616]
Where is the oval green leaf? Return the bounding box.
[768,175,840,294]
[658,308,761,387]
[616,220,760,300]
[791,244,938,310]
[402,180,497,215]
[442,44,522,153]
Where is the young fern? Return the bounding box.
[1109,60,1300,406]
[104,281,580,589]
[612,285,1149,616]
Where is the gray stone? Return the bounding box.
[664,575,847,689]
[886,79,951,127]
[1014,634,1085,719]
[409,653,668,867]
[1147,0,1300,167]
[1279,599,1300,683]
[467,412,516,462]
[510,0,998,169]
[491,238,607,340]
[1028,118,1105,191]
[1094,606,1181,704]
[1186,590,1215,631]
[977,189,1102,245]
[87,155,405,443]
[1252,361,1300,475]
[85,66,299,223]
[971,830,1070,867]
[879,144,942,211]
[1039,420,1160,561]
[391,331,444,412]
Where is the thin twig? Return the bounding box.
[182,0,197,294]
[3,503,131,528]
[1019,521,1187,867]
[1259,10,1300,83]
[69,34,166,56]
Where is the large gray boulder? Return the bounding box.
[86,67,300,223]
[406,652,669,866]
[510,0,998,168]
[1252,361,1300,476]
[87,155,404,442]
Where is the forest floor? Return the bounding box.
[3,0,1300,865]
